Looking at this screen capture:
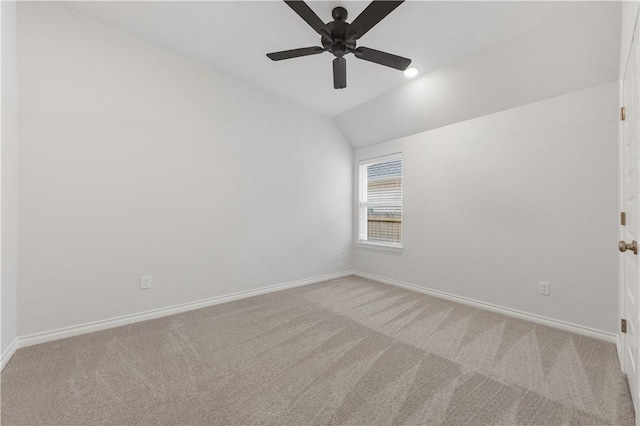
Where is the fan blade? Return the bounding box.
[333,57,346,89]
[346,1,404,41]
[354,47,411,70]
[284,1,332,39]
[267,46,325,61]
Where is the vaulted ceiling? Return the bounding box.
[64,1,621,147]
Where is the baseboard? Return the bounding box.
[354,271,617,343]
[1,338,18,370]
[17,271,353,350]
[13,270,616,356]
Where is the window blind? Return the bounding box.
[359,154,402,246]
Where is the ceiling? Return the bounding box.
[334,1,620,147]
[64,1,588,117]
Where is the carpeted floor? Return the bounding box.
[1,276,635,425]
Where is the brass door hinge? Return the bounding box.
[621,107,626,121]
[622,319,627,333]
[622,212,627,226]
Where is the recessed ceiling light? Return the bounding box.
[404,66,419,78]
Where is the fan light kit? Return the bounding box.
[267,1,412,89]
[404,66,419,78]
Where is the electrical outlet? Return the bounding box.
[141,275,152,290]
[539,281,550,296]
[336,252,341,261]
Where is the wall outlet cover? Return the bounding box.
[539,281,550,296]
[141,275,152,289]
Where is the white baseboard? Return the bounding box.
[1,338,18,370]
[354,271,617,343]
[10,270,616,362]
[16,271,353,350]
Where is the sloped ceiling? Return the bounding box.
[335,1,621,147]
[64,1,621,148]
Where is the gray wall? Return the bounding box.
[17,2,353,336]
[354,83,619,334]
[2,0,19,357]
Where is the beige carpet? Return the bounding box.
[1,276,635,425]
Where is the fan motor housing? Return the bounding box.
[322,9,354,58]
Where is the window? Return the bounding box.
[358,153,403,249]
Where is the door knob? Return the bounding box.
[619,240,638,255]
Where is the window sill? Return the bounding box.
[356,241,404,253]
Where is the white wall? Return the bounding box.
[17,2,352,336]
[620,1,640,78]
[2,1,19,359]
[354,83,619,334]
[335,1,620,148]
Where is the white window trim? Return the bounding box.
[356,241,404,252]
[358,152,403,250]
[359,152,402,166]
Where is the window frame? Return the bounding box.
[357,152,404,251]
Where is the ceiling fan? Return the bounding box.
[266,1,411,89]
